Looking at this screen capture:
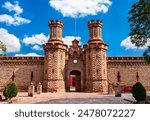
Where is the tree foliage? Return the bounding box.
[143,46,150,62]
[128,0,150,47]
[3,82,18,99]
[0,41,7,57]
[0,41,6,52]
[131,82,146,102]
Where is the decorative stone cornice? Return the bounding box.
[84,42,108,51]
[88,20,102,28]
[0,57,44,65]
[107,57,149,65]
[0,56,44,60]
[48,20,63,27]
[43,42,67,51]
[107,57,145,60]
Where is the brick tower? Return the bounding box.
[84,20,108,93]
[43,20,67,92]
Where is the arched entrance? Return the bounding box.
[69,70,81,92]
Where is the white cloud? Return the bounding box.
[63,36,82,46]
[2,1,23,15]
[15,53,41,56]
[13,15,31,26]
[23,34,81,48]
[0,1,31,26]
[23,33,48,45]
[49,0,112,18]
[0,28,21,53]
[0,14,14,25]
[121,36,150,50]
[31,45,43,51]
[0,14,30,26]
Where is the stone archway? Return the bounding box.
[69,70,81,92]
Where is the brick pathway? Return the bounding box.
[0,92,136,104]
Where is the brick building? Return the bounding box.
[0,20,150,93]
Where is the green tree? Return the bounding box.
[0,41,6,52]
[128,0,150,47]
[3,82,18,100]
[143,46,150,62]
[0,41,7,56]
[131,82,146,103]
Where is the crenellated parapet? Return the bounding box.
[48,20,64,44]
[88,20,103,43]
[0,56,44,65]
[43,20,67,92]
[107,57,145,60]
[84,20,108,93]
[0,56,44,60]
[107,57,149,65]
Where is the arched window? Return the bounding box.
[97,69,99,75]
[61,55,63,60]
[73,51,77,59]
[94,28,98,37]
[53,28,56,38]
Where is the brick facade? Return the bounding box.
[0,57,44,91]
[0,20,150,93]
[107,57,150,91]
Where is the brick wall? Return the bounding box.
[0,57,44,91]
[107,57,150,91]
[0,56,150,92]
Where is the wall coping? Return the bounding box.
[0,56,146,61]
[107,57,145,60]
[0,56,44,60]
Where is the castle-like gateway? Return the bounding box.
[43,20,108,93]
[0,20,150,93]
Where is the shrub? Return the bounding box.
[3,82,18,99]
[131,82,146,102]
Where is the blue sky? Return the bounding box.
[0,0,148,57]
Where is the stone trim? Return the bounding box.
[107,62,148,65]
[0,56,44,60]
[107,57,145,60]
[0,60,44,65]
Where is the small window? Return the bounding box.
[53,28,56,37]
[96,55,98,59]
[61,55,63,60]
[52,69,54,74]
[73,51,77,59]
[97,69,99,75]
[88,56,90,60]
[94,28,98,37]
[103,54,105,59]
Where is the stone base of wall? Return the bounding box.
[85,80,108,93]
[46,80,65,92]
[17,86,28,92]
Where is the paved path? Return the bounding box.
[0,92,136,104]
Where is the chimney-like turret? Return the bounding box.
[88,20,103,43]
[48,20,63,44]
